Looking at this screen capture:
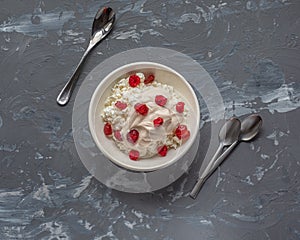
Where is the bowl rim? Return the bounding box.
[88,61,200,172]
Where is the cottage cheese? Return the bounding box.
[101,73,189,159]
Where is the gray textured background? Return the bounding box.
[0,0,300,239]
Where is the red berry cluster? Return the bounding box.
[144,74,155,84]
[174,124,190,141]
[128,73,156,88]
[155,95,167,106]
[153,117,164,127]
[157,145,168,157]
[115,101,127,110]
[103,122,123,142]
[176,102,185,113]
[127,129,139,144]
[134,103,149,116]
[114,130,122,141]
[128,75,140,87]
[103,122,112,136]
[129,150,139,160]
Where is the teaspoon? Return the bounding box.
[57,7,116,106]
[200,117,241,182]
[190,114,262,199]
[190,117,241,198]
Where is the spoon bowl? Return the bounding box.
[92,7,115,35]
[221,117,241,146]
[240,114,262,141]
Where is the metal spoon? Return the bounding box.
[190,117,241,198]
[190,114,262,199]
[57,7,116,106]
[202,117,241,178]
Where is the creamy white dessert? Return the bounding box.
[101,72,190,160]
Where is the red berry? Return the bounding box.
[127,129,139,144]
[181,130,190,141]
[157,145,168,157]
[153,117,164,127]
[175,124,187,134]
[176,102,185,113]
[134,103,149,116]
[129,150,139,161]
[155,95,167,106]
[144,74,155,84]
[129,75,140,87]
[114,130,122,141]
[115,101,127,110]
[175,124,190,141]
[103,122,112,136]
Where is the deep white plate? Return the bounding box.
[88,62,200,172]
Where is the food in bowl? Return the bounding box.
[101,72,191,161]
[89,62,200,172]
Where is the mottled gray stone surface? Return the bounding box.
[0,0,299,239]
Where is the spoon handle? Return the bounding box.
[189,144,223,198]
[201,144,223,180]
[190,140,239,199]
[56,46,92,106]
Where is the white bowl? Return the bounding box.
[88,62,200,172]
